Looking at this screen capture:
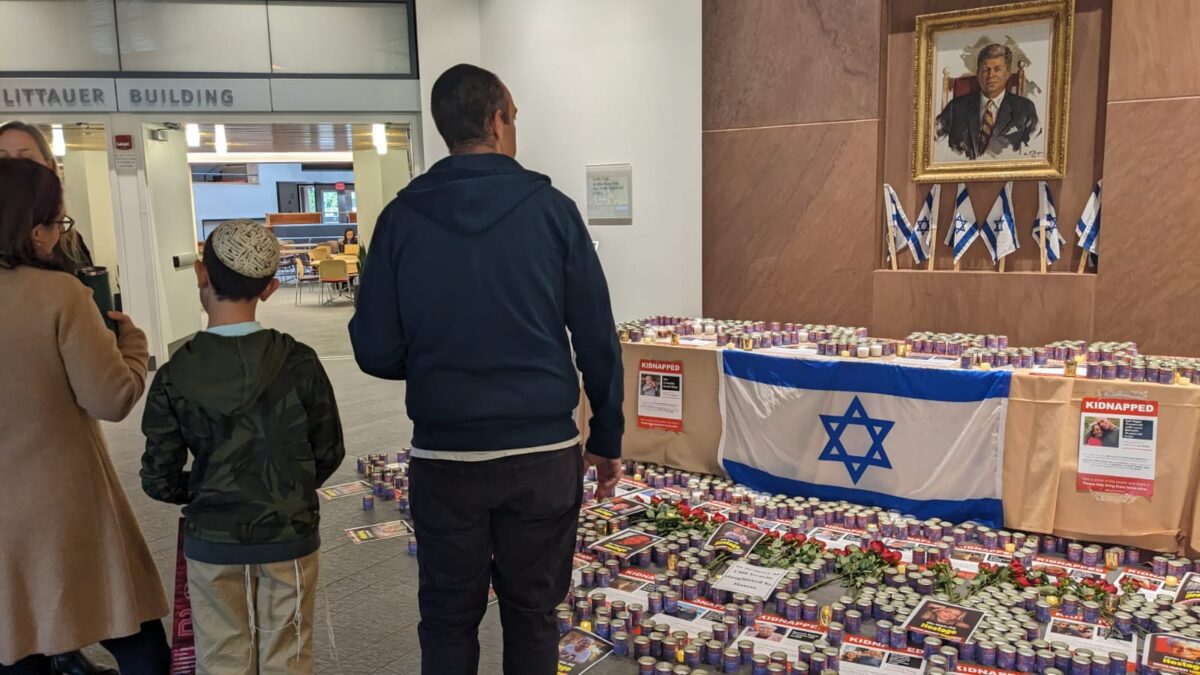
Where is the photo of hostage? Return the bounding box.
[640,374,661,397]
[1083,417,1121,448]
[936,43,1039,159]
[919,602,973,630]
[844,647,885,667]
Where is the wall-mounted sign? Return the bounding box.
[116,79,272,112]
[0,78,118,112]
[586,163,633,225]
[113,134,136,171]
[0,77,419,114]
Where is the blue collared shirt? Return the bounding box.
[206,321,265,337]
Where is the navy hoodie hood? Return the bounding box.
[398,153,549,235]
[349,152,625,459]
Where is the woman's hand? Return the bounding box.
[107,311,135,335]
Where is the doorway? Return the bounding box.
[142,120,414,358]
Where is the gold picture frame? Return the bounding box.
[912,0,1074,183]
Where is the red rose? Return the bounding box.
[713,514,728,523]
[886,551,902,564]
[651,496,663,505]
[1018,577,1032,588]
[1083,578,1095,587]
[795,534,807,544]
[784,533,797,543]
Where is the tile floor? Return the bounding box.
[85,291,632,674]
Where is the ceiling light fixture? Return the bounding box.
[372,123,388,155]
[185,123,201,147]
[214,124,228,154]
[51,124,66,156]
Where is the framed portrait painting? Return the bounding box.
[912,0,1074,183]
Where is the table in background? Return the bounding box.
[599,341,1200,554]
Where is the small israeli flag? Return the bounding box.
[884,184,925,264]
[1031,181,1065,265]
[1076,180,1102,261]
[944,183,979,264]
[981,182,1019,264]
[914,185,940,262]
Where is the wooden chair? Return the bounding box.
[318,258,350,305]
[310,245,332,262]
[294,258,319,305]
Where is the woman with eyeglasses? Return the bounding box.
[0,122,93,271]
[0,159,170,675]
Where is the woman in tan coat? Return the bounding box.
[0,159,170,673]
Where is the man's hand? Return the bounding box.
[584,451,622,500]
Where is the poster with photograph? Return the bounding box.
[1175,573,1200,605]
[736,623,821,663]
[318,480,372,501]
[1116,568,1168,600]
[344,519,413,544]
[637,359,683,431]
[808,527,864,548]
[1077,398,1158,497]
[1043,616,1135,655]
[649,602,727,637]
[613,478,651,497]
[712,561,790,599]
[590,574,653,608]
[840,643,926,675]
[585,497,648,520]
[589,529,661,559]
[1142,633,1200,674]
[705,521,766,558]
[903,598,987,643]
[1030,556,1106,584]
[557,628,612,674]
[935,545,1011,577]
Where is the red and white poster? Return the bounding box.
[637,359,683,431]
[1077,397,1157,497]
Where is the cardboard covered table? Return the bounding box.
[589,341,1200,554]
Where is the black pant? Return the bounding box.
[0,621,170,675]
[411,446,582,675]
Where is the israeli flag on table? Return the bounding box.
[944,183,979,264]
[884,184,925,264]
[914,185,940,261]
[718,350,1009,525]
[981,181,1019,264]
[1031,181,1066,265]
[1076,180,1102,263]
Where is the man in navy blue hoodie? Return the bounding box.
[349,63,623,675]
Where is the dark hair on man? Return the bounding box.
[202,232,274,301]
[0,158,65,271]
[977,44,1013,71]
[431,63,509,153]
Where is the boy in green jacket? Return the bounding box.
[141,220,345,674]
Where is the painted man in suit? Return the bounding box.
[936,43,1039,159]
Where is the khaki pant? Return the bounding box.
[186,551,319,675]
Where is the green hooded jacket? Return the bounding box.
[140,329,345,565]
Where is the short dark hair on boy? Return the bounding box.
[431,63,508,152]
[202,233,273,301]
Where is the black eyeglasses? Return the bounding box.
[56,216,75,233]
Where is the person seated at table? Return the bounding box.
[342,228,358,246]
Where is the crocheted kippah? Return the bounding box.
[211,220,279,278]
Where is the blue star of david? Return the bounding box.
[953,215,969,233]
[992,217,1006,233]
[916,216,931,235]
[818,396,894,484]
